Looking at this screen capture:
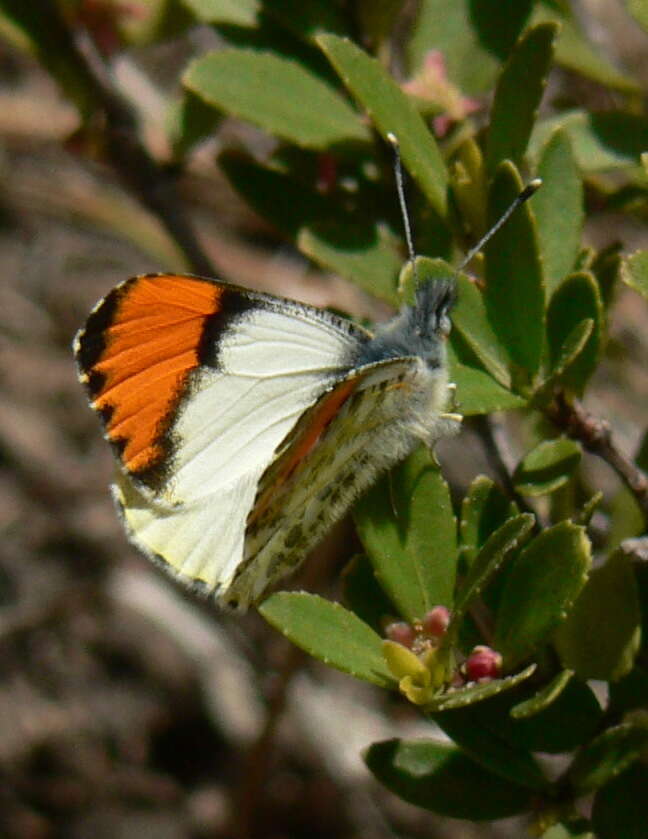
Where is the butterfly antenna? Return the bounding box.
[387,133,418,286]
[458,178,542,271]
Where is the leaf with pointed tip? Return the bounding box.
[533,319,594,404]
[554,549,642,681]
[621,250,648,301]
[452,273,512,387]
[534,129,584,294]
[424,665,536,712]
[513,438,582,496]
[494,522,592,667]
[259,592,394,687]
[364,738,534,820]
[317,34,448,217]
[546,271,602,394]
[460,476,518,566]
[510,669,573,719]
[354,448,457,622]
[440,676,601,756]
[484,162,545,380]
[453,514,535,630]
[184,49,370,149]
[485,23,558,176]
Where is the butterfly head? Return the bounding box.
[357,258,456,369]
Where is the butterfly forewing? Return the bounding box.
[80,274,372,601]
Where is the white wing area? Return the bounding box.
[113,304,362,600]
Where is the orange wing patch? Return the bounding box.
[78,275,222,476]
[248,374,361,526]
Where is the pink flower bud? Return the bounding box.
[385,621,416,649]
[464,645,502,682]
[422,606,451,638]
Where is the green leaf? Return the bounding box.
[445,676,602,754]
[532,3,640,92]
[354,448,457,622]
[628,0,648,31]
[364,738,533,820]
[179,0,259,25]
[434,704,547,791]
[513,438,582,496]
[554,549,642,681]
[569,723,648,794]
[485,22,558,176]
[409,0,535,94]
[529,111,648,173]
[166,90,221,159]
[317,34,448,217]
[592,243,622,309]
[484,162,545,380]
[452,272,512,387]
[448,346,527,415]
[460,476,517,566]
[546,271,603,394]
[507,678,602,752]
[532,319,594,404]
[219,150,333,237]
[534,130,584,294]
[184,49,370,149]
[621,250,648,301]
[592,764,648,839]
[342,555,396,634]
[453,514,535,628]
[510,668,573,718]
[494,522,592,666]
[423,665,536,711]
[259,592,394,687]
[298,222,402,305]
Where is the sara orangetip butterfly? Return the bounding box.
[74,269,459,610]
[74,137,540,610]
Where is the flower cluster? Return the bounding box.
[382,606,502,705]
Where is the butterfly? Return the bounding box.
[74,269,460,609]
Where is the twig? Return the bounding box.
[546,392,648,525]
[230,640,305,839]
[70,28,215,276]
[471,414,539,522]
